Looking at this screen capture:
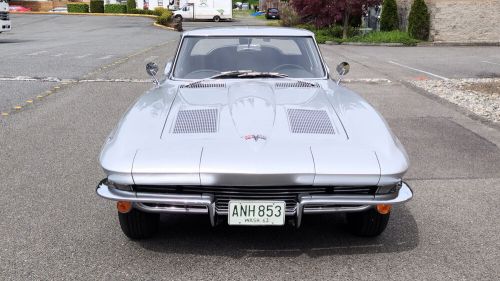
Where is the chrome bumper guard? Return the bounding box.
[96,181,413,227]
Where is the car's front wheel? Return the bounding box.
[213,15,220,22]
[118,208,159,239]
[346,207,390,237]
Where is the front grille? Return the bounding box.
[133,186,377,214]
[0,12,9,21]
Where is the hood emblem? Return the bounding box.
[243,134,267,142]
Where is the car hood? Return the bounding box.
[130,80,379,186]
[100,79,408,187]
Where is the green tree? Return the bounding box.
[408,0,430,40]
[127,0,137,13]
[380,0,399,31]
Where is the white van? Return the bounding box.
[173,0,232,22]
[0,0,11,33]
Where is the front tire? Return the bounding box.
[213,15,220,22]
[346,208,390,237]
[118,208,159,239]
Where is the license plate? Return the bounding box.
[228,201,285,226]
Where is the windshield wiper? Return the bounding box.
[209,70,288,79]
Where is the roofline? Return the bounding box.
[181,26,315,37]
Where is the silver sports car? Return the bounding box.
[96,27,413,239]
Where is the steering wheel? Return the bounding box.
[185,69,219,78]
[271,64,307,73]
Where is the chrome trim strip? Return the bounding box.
[134,203,209,214]
[96,181,413,228]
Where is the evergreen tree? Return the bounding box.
[380,0,399,31]
[408,0,430,40]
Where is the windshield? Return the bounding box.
[173,36,326,79]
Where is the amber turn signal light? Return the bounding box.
[117,201,132,213]
[376,204,392,215]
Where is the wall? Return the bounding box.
[10,0,68,11]
[398,0,500,43]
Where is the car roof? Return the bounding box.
[183,27,314,37]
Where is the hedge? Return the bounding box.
[408,0,430,40]
[380,0,399,31]
[156,10,173,26]
[89,0,104,13]
[67,3,89,13]
[129,8,155,15]
[153,7,169,17]
[126,0,136,13]
[104,4,127,14]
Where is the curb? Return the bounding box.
[417,41,500,47]
[323,41,406,47]
[11,11,157,18]
[321,40,500,47]
[153,22,177,31]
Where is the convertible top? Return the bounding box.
[182,26,315,37]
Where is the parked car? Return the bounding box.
[265,8,279,19]
[9,5,31,12]
[49,7,67,13]
[96,27,413,240]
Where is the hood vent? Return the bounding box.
[275,81,320,88]
[172,109,218,134]
[180,82,226,89]
[287,109,335,134]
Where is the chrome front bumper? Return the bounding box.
[96,181,413,227]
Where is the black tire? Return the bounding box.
[213,16,220,22]
[174,15,183,21]
[118,208,159,239]
[346,208,390,237]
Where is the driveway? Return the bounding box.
[0,15,499,280]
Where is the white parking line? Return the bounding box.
[98,55,114,60]
[388,60,449,80]
[482,61,500,66]
[75,54,92,59]
[51,53,65,57]
[27,51,48,56]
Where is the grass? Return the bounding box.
[292,25,420,46]
[349,31,420,45]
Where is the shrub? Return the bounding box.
[408,0,430,40]
[104,4,127,14]
[156,11,173,26]
[89,1,104,13]
[126,0,136,13]
[153,7,169,17]
[349,31,419,46]
[129,8,155,15]
[380,0,399,31]
[327,25,359,38]
[279,4,301,27]
[67,3,89,13]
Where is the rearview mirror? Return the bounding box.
[336,62,350,85]
[146,62,159,86]
[336,62,350,76]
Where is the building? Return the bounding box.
[397,0,500,43]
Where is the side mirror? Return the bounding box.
[146,62,159,86]
[336,62,350,85]
[164,61,173,76]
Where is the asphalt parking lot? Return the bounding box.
[1,15,499,280]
